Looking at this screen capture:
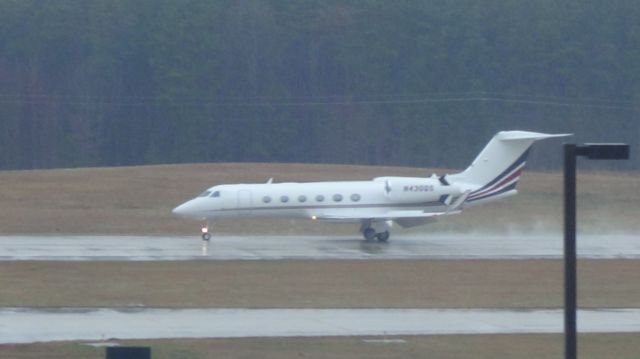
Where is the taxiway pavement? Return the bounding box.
[2,308,640,344]
[0,234,638,261]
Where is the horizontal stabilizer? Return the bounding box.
[446,190,470,213]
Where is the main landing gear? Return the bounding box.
[361,221,391,242]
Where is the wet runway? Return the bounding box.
[2,307,640,344]
[0,234,638,261]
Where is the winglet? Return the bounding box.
[499,131,572,141]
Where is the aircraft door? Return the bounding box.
[237,190,252,215]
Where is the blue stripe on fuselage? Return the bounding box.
[467,182,518,202]
[471,148,531,194]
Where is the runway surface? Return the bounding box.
[0,234,638,261]
[2,308,640,344]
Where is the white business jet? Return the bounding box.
[173,131,569,242]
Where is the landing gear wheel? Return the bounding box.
[363,228,377,241]
[376,231,390,242]
[202,232,211,241]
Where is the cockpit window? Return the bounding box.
[210,191,220,198]
[198,190,211,197]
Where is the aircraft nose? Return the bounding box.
[172,202,193,217]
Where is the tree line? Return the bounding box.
[0,0,638,171]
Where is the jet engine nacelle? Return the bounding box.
[373,176,462,204]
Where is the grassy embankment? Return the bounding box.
[0,162,637,235]
[1,163,638,309]
[1,164,638,358]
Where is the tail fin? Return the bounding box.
[448,131,570,201]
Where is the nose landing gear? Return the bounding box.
[201,221,212,241]
[200,222,213,256]
[201,227,211,241]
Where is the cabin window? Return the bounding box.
[262,196,271,203]
[280,195,289,203]
[198,190,211,197]
[333,194,343,202]
[211,191,220,198]
[298,195,307,203]
[316,195,325,202]
[350,194,361,202]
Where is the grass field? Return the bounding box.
[0,259,638,308]
[0,162,638,235]
[0,163,638,358]
[3,333,640,359]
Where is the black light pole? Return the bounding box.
[564,144,578,359]
[563,143,629,359]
